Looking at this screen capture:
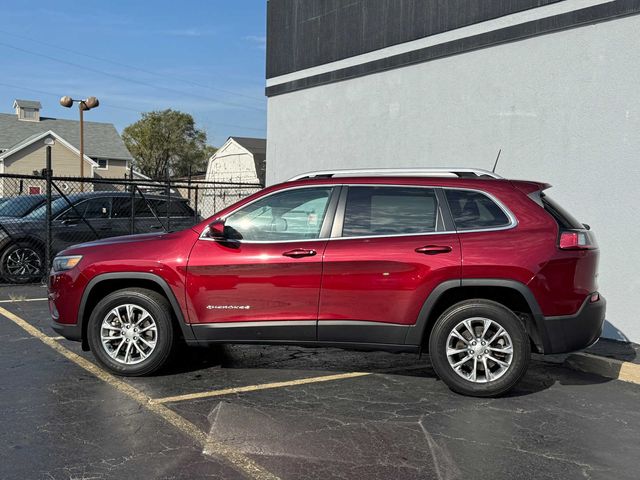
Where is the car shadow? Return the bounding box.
[156,340,637,396]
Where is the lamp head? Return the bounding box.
[59,96,73,108]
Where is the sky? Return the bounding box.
[0,0,267,146]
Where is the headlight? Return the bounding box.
[52,255,83,272]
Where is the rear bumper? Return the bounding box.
[539,294,606,354]
[51,319,81,341]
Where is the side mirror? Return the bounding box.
[206,219,226,240]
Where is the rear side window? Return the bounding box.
[149,199,194,217]
[342,186,437,237]
[111,197,131,218]
[445,189,511,230]
[541,194,583,229]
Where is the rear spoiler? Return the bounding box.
[509,180,552,195]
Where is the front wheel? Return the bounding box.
[429,299,530,397]
[87,288,175,376]
[0,242,44,283]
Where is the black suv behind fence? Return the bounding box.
[0,173,262,284]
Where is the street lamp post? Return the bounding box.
[59,96,99,191]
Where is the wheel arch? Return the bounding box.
[406,279,548,353]
[78,272,195,351]
[0,235,45,255]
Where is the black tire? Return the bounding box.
[429,299,530,397]
[87,288,175,376]
[0,241,44,284]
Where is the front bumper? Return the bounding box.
[539,294,606,354]
[51,319,82,341]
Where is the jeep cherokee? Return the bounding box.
[49,168,605,397]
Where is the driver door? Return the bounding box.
[186,186,339,342]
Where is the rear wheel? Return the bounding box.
[429,299,530,397]
[87,288,175,376]
[0,242,44,283]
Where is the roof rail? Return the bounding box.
[287,168,503,181]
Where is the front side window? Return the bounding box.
[59,198,111,220]
[445,189,511,230]
[224,187,333,241]
[342,186,438,237]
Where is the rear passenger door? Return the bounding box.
[317,185,461,344]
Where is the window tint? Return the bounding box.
[150,199,193,216]
[342,186,437,237]
[445,189,511,230]
[0,195,45,217]
[61,198,111,220]
[225,187,333,241]
[133,198,155,218]
[111,198,132,218]
[541,194,583,229]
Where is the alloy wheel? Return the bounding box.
[446,317,514,383]
[5,247,42,277]
[100,304,158,365]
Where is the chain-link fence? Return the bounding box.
[0,173,262,284]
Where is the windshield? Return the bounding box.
[25,196,74,220]
[0,195,46,217]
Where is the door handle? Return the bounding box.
[415,245,452,255]
[283,248,317,258]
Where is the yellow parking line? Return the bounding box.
[151,371,371,404]
[0,297,48,303]
[0,306,280,480]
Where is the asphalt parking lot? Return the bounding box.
[1,285,639,480]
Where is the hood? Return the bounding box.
[66,232,168,250]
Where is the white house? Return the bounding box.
[201,136,265,216]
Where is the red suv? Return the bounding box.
[49,168,605,397]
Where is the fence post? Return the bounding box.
[187,164,192,204]
[194,185,199,223]
[44,146,53,277]
[166,177,171,232]
[130,181,135,234]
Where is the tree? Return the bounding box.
[122,109,216,178]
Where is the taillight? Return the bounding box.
[559,230,597,250]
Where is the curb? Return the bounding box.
[563,352,640,385]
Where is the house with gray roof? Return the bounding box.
[0,99,134,195]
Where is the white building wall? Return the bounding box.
[266,15,640,342]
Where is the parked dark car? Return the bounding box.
[0,191,198,283]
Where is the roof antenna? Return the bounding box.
[492,149,502,173]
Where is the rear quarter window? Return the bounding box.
[445,189,512,230]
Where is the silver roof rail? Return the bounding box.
[288,167,504,181]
